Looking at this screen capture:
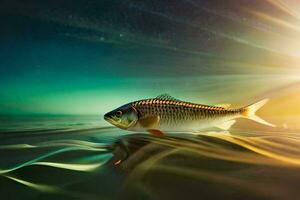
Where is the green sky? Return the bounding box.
[1,0,300,115]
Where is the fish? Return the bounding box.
[104,94,275,136]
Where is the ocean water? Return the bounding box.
[1,115,300,200]
[2,0,300,199]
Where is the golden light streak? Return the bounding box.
[249,10,300,32]
[265,0,300,19]
[33,162,103,171]
[4,176,59,193]
[209,134,300,165]
[120,132,300,199]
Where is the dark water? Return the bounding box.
[1,116,300,200]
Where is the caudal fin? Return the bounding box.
[241,99,275,127]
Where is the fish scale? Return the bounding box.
[104,94,275,133]
[132,98,239,129]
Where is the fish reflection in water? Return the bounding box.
[1,127,300,200]
[113,132,300,200]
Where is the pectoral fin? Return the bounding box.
[215,120,236,130]
[139,116,160,129]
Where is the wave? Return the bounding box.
[0,126,300,199]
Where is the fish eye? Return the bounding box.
[116,111,122,117]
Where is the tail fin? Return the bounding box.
[241,99,275,127]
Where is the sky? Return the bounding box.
[1,0,300,115]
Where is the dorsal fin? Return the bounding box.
[214,104,231,109]
[155,94,181,101]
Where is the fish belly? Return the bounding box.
[159,115,238,132]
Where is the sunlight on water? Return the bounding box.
[1,124,300,199]
[3,175,60,193]
[116,132,300,199]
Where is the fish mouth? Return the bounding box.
[104,113,120,127]
[104,113,128,129]
[104,113,113,123]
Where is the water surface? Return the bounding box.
[1,116,300,200]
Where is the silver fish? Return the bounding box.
[104,94,275,135]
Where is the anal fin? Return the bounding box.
[215,120,236,130]
[148,129,165,137]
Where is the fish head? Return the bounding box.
[104,104,138,130]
